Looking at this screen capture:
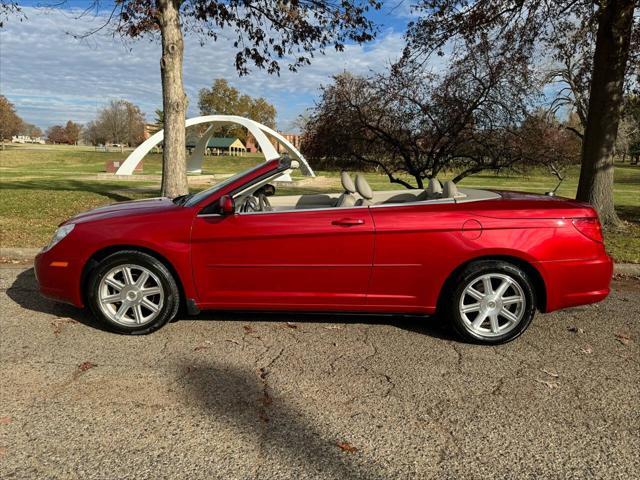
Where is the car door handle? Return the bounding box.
[332,218,365,226]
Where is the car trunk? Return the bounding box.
[478,190,599,220]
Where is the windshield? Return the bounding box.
[183,163,267,207]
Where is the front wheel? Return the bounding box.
[86,250,180,334]
[444,261,536,344]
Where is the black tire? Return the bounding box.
[443,260,536,345]
[86,250,180,335]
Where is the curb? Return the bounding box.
[1,247,41,261]
[613,263,640,277]
[2,247,639,277]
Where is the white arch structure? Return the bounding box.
[115,115,314,179]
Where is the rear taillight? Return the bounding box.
[572,217,604,243]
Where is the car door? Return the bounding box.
[367,202,469,313]
[190,206,374,308]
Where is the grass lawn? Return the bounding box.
[1,144,638,263]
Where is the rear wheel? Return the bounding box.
[87,251,180,334]
[445,261,536,344]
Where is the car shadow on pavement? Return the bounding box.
[179,360,388,480]
[7,267,457,340]
[6,267,109,332]
[187,309,456,341]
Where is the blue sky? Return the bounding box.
[1,2,416,131]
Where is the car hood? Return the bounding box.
[63,197,181,225]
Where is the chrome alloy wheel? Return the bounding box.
[458,273,526,338]
[98,264,164,326]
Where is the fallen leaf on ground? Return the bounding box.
[243,325,256,334]
[285,322,298,329]
[78,361,96,372]
[536,379,559,389]
[337,441,358,453]
[194,345,209,352]
[615,333,632,345]
[541,368,559,378]
[567,326,585,334]
[0,416,12,425]
[71,361,97,380]
[51,318,76,335]
[580,345,593,354]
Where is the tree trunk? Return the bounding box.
[576,0,635,226]
[158,0,188,198]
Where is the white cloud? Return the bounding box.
[0,7,405,131]
[381,0,420,20]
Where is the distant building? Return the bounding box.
[277,133,302,154]
[245,132,302,154]
[245,134,258,153]
[186,137,247,156]
[11,135,45,144]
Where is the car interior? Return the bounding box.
[232,164,501,214]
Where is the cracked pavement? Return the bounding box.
[1,265,639,479]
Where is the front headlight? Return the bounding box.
[45,224,75,251]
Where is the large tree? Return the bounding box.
[95,99,146,147]
[576,0,636,225]
[0,95,23,148]
[64,120,82,145]
[45,121,83,144]
[406,0,639,226]
[83,120,107,146]
[75,1,379,197]
[198,78,276,140]
[303,48,577,188]
[46,125,68,144]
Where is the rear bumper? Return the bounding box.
[35,248,84,307]
[538,255,613,312]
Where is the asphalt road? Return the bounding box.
[1,265,638,479]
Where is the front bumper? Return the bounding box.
[539,255,613,312]
[35,247,85,307]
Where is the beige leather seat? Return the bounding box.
[443,180,466,199]
[427,178,443,197]
[417,177,443,200]
[336,171,357,207]
[355,174,374,206]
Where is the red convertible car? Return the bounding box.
[35,158,612,344]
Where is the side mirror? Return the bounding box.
[219,195,235,215]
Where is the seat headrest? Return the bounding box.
[443,180,460,199]
[341,171,356,193]
[355,174,373,200]
[427,178,443,196]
